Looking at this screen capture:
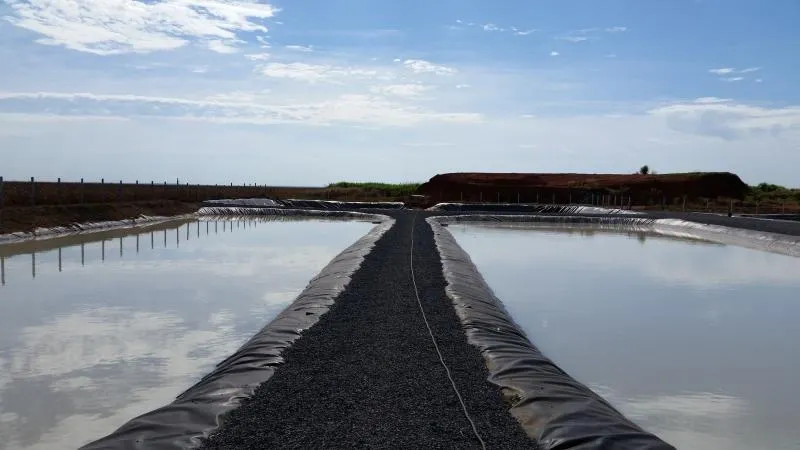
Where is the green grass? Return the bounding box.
[326,182,421,197]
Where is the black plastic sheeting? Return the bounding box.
[278,199,405,210]
[438,214,800,257]
[427,203,639,215]
[427,216,675,449]
[0,215,193,245]
[739,213,800,222]
[201,198,280,208]
[80,217,394,450]
[196,206,387,221]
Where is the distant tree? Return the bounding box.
[639,165,650,175]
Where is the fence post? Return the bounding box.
[118,180,123,202]
[30,177,36,206]
[57,177,61,203]
[682,195,686,212]
[80,178,85,203]
[552,193,556,205]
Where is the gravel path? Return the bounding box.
[202,212,535,449]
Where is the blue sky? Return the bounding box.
[1,0,798,186]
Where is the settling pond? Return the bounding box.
[450,223,800,450]
[0,218,373,450]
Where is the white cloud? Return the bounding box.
[456,84,471,89]
[695,97,732,104]
[370,84,432,97]
[558,36,589,43]
[0,90,483,127]
[709,68,735,75]
[755,78,764,83]
[482,23,504,32]
[258,62,379,82]
[557,26,626,42]
[709,67,761,81]
[207,39,240,54]
[255,35,271,48]
[454,20,534,36]
[245,53,271,61]
[4,0,279,55]
[403,59,458,76]
[550,51,560,56]
[649,98,800,139]
[285,45,313,52]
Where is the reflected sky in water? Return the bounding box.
[0,218,372,450]
[450,224,800,450]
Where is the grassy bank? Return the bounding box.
[326,182,421,198]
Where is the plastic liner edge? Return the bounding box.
[438,214,800,257]
[427,216,675,449]
[80,214,394,450]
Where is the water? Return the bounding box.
[0,218,373,450]
[450,224,800,450]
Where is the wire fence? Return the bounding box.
[424,188,796,216]
[0,177,294,207]
[0,177,797,230]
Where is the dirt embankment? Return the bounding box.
[0,201,200,234]
[0,181,399,234]
[417,172,750,205]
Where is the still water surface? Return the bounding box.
[0,218,372,450]
[450,224,800,450]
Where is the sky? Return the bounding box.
[0,0,798,186]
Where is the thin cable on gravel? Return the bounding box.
[201,212,535,449]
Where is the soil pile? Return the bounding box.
[417,172,749,204]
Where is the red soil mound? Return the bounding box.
[417,172,749,204]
